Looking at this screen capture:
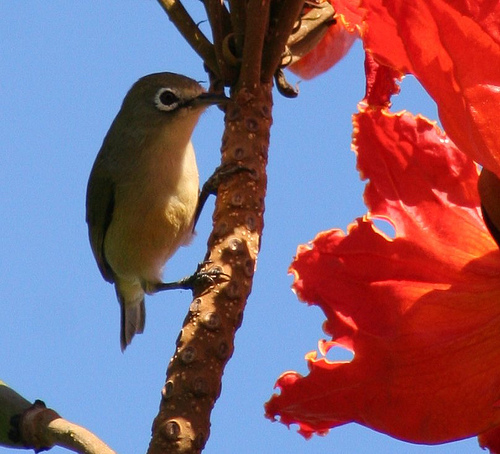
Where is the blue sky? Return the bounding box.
[1,2,482,453]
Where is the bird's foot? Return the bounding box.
[152,263,230,295]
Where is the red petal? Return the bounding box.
[359,0,500,176]
[480,426,500,454]
[363,52,402,107]
[266,107,500,443]
[332,0,364,32]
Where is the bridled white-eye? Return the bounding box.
[86,72,226,350]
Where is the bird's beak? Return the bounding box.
[193,91,230,107]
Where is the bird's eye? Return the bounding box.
[155,88,180,111]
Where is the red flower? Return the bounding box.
[266,64,500,451]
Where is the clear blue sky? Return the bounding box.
[1,2,481,453]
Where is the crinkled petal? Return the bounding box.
[265,107,500,444]
[359,0,500,176]
[333,0,364,32]
[363,52,402,107]
[300,1,500,174]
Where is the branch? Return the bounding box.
[156,0,219,77]
[239,0,271,87]
[227,0,246,59]
[203,0,236,83]
[146,2,307,453]
[261,0,306,82]
[1,383,115,454]
[147,83,273,454]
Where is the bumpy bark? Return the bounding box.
[147,84,272,454]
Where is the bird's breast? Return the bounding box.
[104,141,199,283]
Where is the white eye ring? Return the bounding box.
[155,87,181,111]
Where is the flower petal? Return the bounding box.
[480,426,500,454]
[266,104,500,444]
[298,1,500,174]
[359,0,500,175]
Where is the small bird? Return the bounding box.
[86,72,226,351]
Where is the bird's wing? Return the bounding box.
[85,155,116,283]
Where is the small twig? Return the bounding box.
[261,0,306,82]
[156,0,219,77]
[43,416,116,454]
[227,0,246,58]
[239,0,271,87]
[204,0,235,83]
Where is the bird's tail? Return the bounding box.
[116,282,146,351]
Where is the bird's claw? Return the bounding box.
[153,264,230,295]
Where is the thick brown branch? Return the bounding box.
[156,0,219,76]
[147,84,273,454]
[261,0,306,81]
[146,3,310,453]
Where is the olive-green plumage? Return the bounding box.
[86,72,225,350]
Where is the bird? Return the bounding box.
[86,72,227,351]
